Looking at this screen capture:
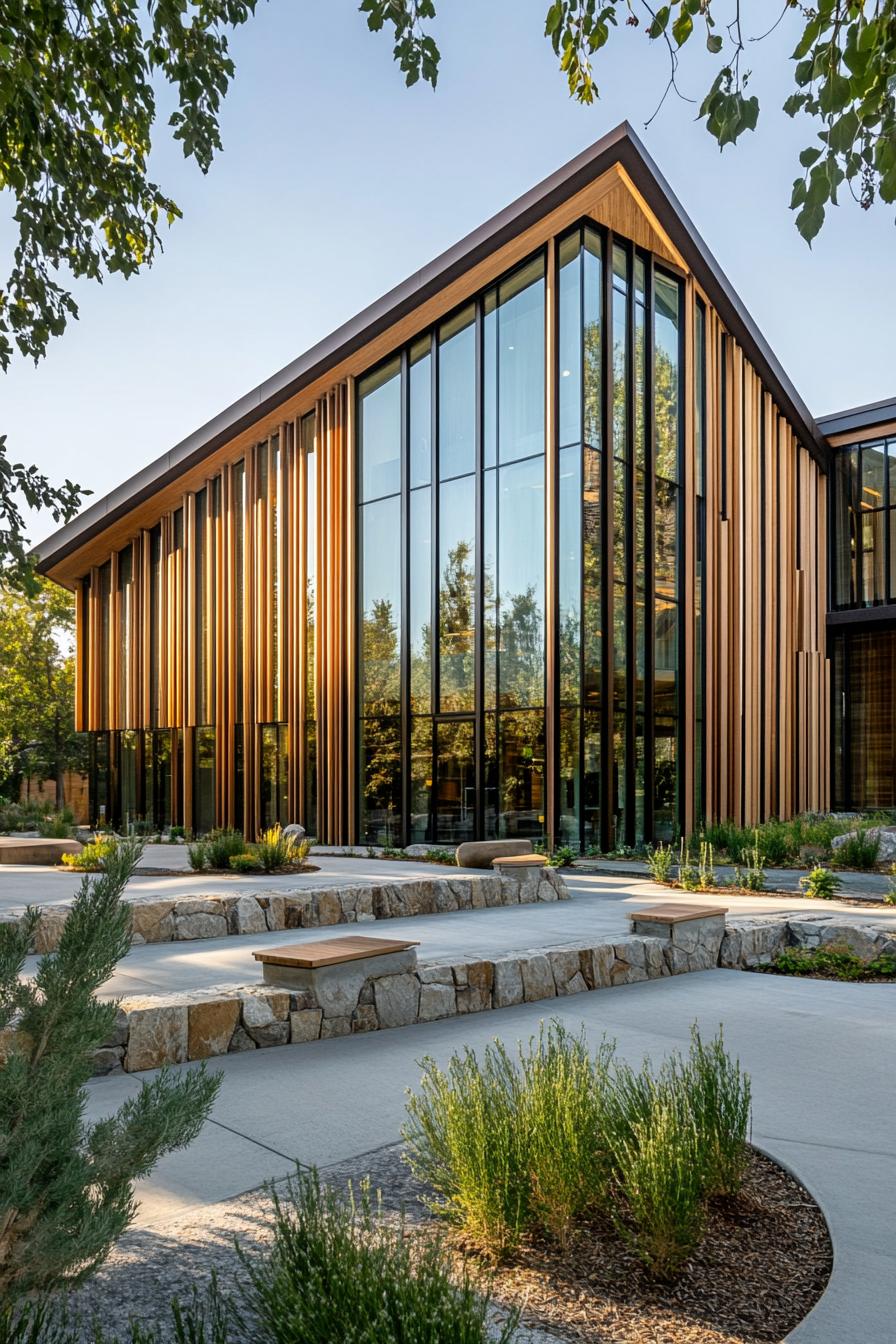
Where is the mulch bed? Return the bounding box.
[426,1149,831,1344]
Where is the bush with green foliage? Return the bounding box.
[228,851,262,874]
[254,825,311,873]
[646,842,675,884]
[832,827,881,870]
[760,944,896,982]
[188,828,245,872]
[0,838,220,1298]
[799,866,842,901]
[36,808,74,839]
[545,844,577,869]
[734,834,766,892]
[403,1022,751,1278]
[242,1168,517,1344]
[885,864,896,906]
[0,799,52,834]
[60,835,120,871]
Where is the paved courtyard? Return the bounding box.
[84,968,895,1344]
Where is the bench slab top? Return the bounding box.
[253,935,420,970]
[492,854,547,868]
[630,903,728,925]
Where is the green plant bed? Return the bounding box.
[755,945,896,983]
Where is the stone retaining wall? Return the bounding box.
[87,911,896,1075]
[15,867,568,954]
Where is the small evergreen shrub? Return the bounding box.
[646,843,675,884]
[189,829,245,871]
[243,1169,517,1344]
[61,835,120,871]
[546,844,577,869]
[833,827,881,870]
[0,838,220,1298]
[36,809,75,839]
[168,825,186,841]
[799,866,842,900]
[229,851,262,874]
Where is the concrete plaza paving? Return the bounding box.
[21,866,896,999]
[86,968,896,1343]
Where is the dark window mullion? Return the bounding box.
[399,347,410,847]
[474,300,485,843]
[644,258,656,842]
[600,227,614,853]
[578,228,586,854]
[624,244,637,848]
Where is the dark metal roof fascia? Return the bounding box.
[817,395,896,438]
[33,121,826,574]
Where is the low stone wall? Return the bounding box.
[89,911,896,1075]
[18,867,569,954]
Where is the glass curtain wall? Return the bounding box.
[833,437,896,608]
[833,629,896,808]
[358,255,547,845]
[557,225,684,849]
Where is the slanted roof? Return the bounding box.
[34,121,828,579]
[817,395,896,440]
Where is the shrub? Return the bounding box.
[677,839,700,892]
[799,866,842,900]
[189,828,245,872]
[735,834,766,892]
[833,827,881,870]
[36,809,75,839]
[243,1169,517,1344]
[168,824,186,841]
[610,1098,705,1279]
[0,837,220,1298]
[254,825,311,873]
[885,864,896,905]
[762,944,896,982]
[646,842,675,884]
[229,851,262,874]
[697,841,716,891]
[546,844,577,869]
[61,835,121,871]
[404,1022,751,1277]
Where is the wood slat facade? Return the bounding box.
[57,149,828,841]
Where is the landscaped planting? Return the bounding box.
[60,835,124,871]
[756,944,896,982]
[699,812,895,869]
[403,1022,750,1278]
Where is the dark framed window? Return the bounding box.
[833,437,896,609]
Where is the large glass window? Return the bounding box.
[439,474,476,712]
[833,630,896,808]
[302,415,317,834]
[438,307,476,480]
[359,358,401,502]
[193,726,216,835]
[260,722,289,828]
[833,437,896,608]
[653,270,682,839]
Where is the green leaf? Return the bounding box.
[648,6,670,38]
[706,33,723,54]
[672,10,693,46]
[799,145,823,168]
[796,202,825,244]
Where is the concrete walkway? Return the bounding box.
[86,969,896,1343]
[580,856,896,900]
[24,869,896,999]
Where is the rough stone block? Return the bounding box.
[188,997,240,1059]
[591,944,614,988]
[228,895,267,936]
[33,909,70,953]
[290,1008,323,1042]
[418,982,456,1021]
[129,899,177,943]
[374,972,421,1028]
[228,1027,257,1052]
[491,956,526,1010]
[548,948,584,994]
[521,954,556,1002]
[175,913,228,941]
[284,894,313,929]
[418,964,454,985]
[265,895,287,931]
[351,1004,379,1033]
[124,1000,188,1071]
[92,1047,125,1075]
[314,892,344,927]
[321,1015,351,1038]
[247,1021,290,1048]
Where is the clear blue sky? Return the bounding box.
[4,0,894,550]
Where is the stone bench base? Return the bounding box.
[13,867,570,954]
[81,911,896,1075]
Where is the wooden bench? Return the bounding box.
[492,853,547,871]
[253,935,419,970]
[628,902,728,926]
[253,934,420,992]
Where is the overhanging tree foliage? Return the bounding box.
[0,839,221,1297]
[0,579,85,803]
[365,0,896,244]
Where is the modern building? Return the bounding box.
[34,125,892,847]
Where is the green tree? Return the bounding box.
[0,839,220,1297]
[365,0,896,243]
[1,0,261,589]
[0,580,85,805]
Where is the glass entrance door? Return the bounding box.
[434,719,476,845]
